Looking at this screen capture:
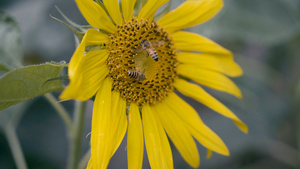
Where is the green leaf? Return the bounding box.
[0,64,10,72]
[0,62,66,111]
[0,11,23,71]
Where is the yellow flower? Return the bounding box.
[60,0,248,168]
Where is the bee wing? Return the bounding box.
[151,40,165,47]
[134,47,144,53]
[134,50,149,72]
[143,58,159,81]
[134,51,159,81]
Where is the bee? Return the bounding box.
[128,70,146,81]
[134,39,165,62]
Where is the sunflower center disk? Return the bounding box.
[104,18,178,106]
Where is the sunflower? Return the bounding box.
[60,0,248,168]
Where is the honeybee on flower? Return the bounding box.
[134,39,165,62]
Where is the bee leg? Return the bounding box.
[134,48,145,53]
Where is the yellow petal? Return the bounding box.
[158,0,223,32]
[75,0,116,33]
[177,52,243,77]
[86,158,92,169]
[142,105,174,169]
[153,103,200,168]
[60,50,109,101]
[164,92,229,156]
[69,29,109,79]
[206,149,212,159]
[122,0,136,21]
[111,91,127,155]
[138,0,169,22]
[103,0,122,25]
[127,103,144,169]
[87,92,127,169]
[174,79,248,133]
[177,64,242,98]
[84,29,110,46]
[171,31,231,55]
[90,78,113,169]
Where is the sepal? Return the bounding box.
[50,6,93,42]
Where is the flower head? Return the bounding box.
[60,0,248,168]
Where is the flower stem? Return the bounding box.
[67,100,86,169]
[44,93,72,132]
[4,123,28,169]
[78,149,91,169]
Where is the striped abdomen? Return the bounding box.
[146,48,159,61]
[128,70,146,81]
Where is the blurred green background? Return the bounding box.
[0,0,300,168]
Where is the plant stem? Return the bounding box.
[67,101,86,169]
[44,93,72,132]
[294,102,300,167]
[4,123,27,169]
[78,149,91,169]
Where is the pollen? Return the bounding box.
[104,18,178,106]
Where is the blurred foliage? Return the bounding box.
[0,11,67,111]
[0,10,68,169]
[193,0,300,46]
[0,10,22,71]
[189,0,300,168]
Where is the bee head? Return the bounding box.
[141,39,147,44]
[141,39,151,48]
